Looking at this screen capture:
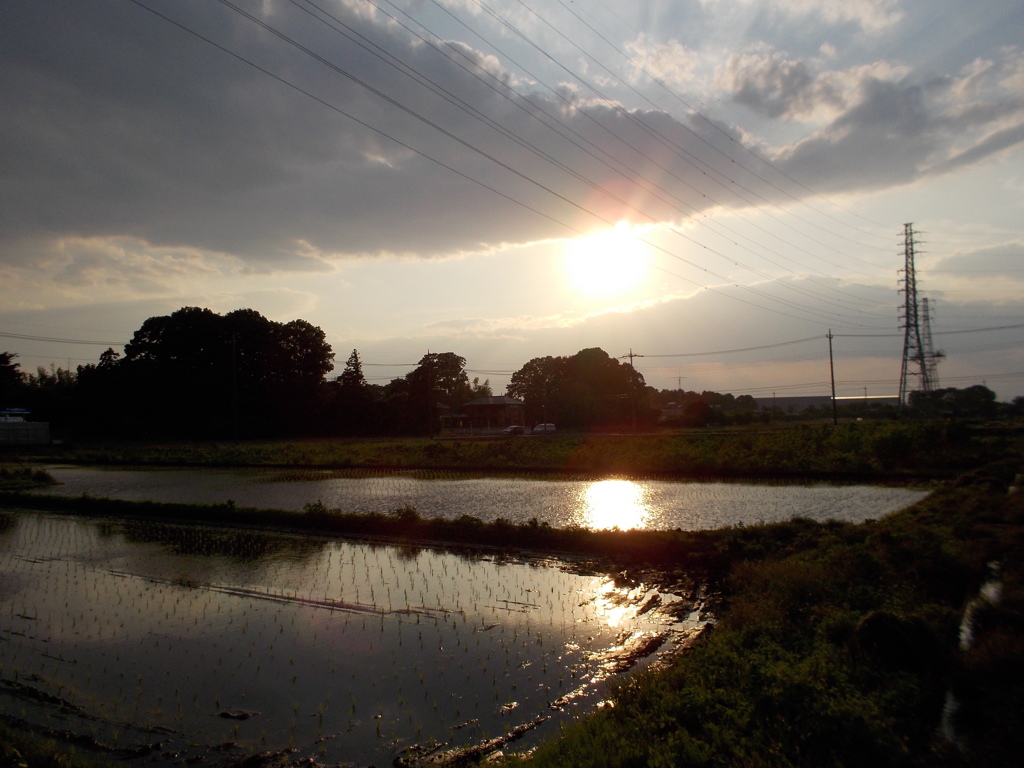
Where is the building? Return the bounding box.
[442,396,526,435]
[0,409,50,445]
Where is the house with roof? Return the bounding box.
[441,396,525,435]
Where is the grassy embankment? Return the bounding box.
[1,420,1023,767]
[11,420,1014,480]
[508,457,1024,768]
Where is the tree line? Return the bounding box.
[0,307,653,440]
[2,306,1019,441]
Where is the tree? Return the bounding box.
[339,349,366,389]
[507,356,560,408]
[119,307,334,437]
[508,348,649,430]
[0,352,24,406]
[909,385,998,419]
[407,352,471,408]
[270,319,334,388]
[471,377,492,398]
[330,349,377,435]
[22,364,78,428]
[398,352,471,434]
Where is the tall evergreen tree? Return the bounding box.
[340,349,366,388]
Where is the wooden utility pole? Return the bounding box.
[828,330,838,426]
[621,348,643,433]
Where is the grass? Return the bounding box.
[9,421,1013,480]
[502,458,1024,768]
[0,464,56,491]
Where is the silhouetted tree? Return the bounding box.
[910,384,998,419]
[470,377,492,398]
[22,365,77,431]
[0,352,24,407]
[401,352,471,434]
[339,349,366,389]
[75,348,125,438]
[118,307,333,438]
[508,348,648,430]
[330,349,377,434]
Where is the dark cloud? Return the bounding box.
[930,123,1024,175]
[1,0,1022,277]
[0,0,901,270]
[722,53,842,120]
[772,77,938,190]
[933,241,1024,280]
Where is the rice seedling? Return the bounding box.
[0,508,695,766]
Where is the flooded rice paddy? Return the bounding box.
[0,510,707,766]
[3,470,928,763]
[34,466,928,530]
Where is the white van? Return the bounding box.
[532,423,556,434]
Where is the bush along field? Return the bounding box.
[17,421,1013,481]
[505,457,1024,768]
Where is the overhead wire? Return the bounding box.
[133,0,895,329]
[299,0,883,316]
[551,0,893,238]
[0,331,124,346]
[118,1,1020,383]
[360,0,897,309]
[398,0,898,319]
[332,1,887,315]
[380,0,895,292]
[465,0,888,269]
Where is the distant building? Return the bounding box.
[753,395,898,413]
[442,396,525,435]
[0,409,50,445]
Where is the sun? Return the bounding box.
[563,222,650,298]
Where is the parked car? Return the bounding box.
[532,423,556,434]
[502,425,526,435]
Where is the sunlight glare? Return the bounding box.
[593,578,634,628]
[578,479,650,530]
[564,223,650,298]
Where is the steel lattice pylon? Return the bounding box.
[898,223,939,405]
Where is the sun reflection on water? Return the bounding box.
[593,579,635,628]
[576,479,650,530]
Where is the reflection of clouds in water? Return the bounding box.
[577,480,650,530]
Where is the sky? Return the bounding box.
[2,0,1023,402]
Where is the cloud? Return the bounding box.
[933,240,1024,281]
[624,34,700,89]
[699,0,903,33]
[717,49,908,122]
[765,45,1024,190]
[1,0,1021,288]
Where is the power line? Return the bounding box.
[835,322,1024,339]
[130,0,894,329]
[640,335,824,359]
[295,0,891,316]
[360,0,896,295]
[0,331,123,346]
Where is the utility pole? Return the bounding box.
[620,348,643,433]
[828,330,838,426]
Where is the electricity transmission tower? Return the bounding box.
[920,297,943,390]
[898,223,941,405]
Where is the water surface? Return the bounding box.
[0,510,700,766]
[36,466,927,530]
